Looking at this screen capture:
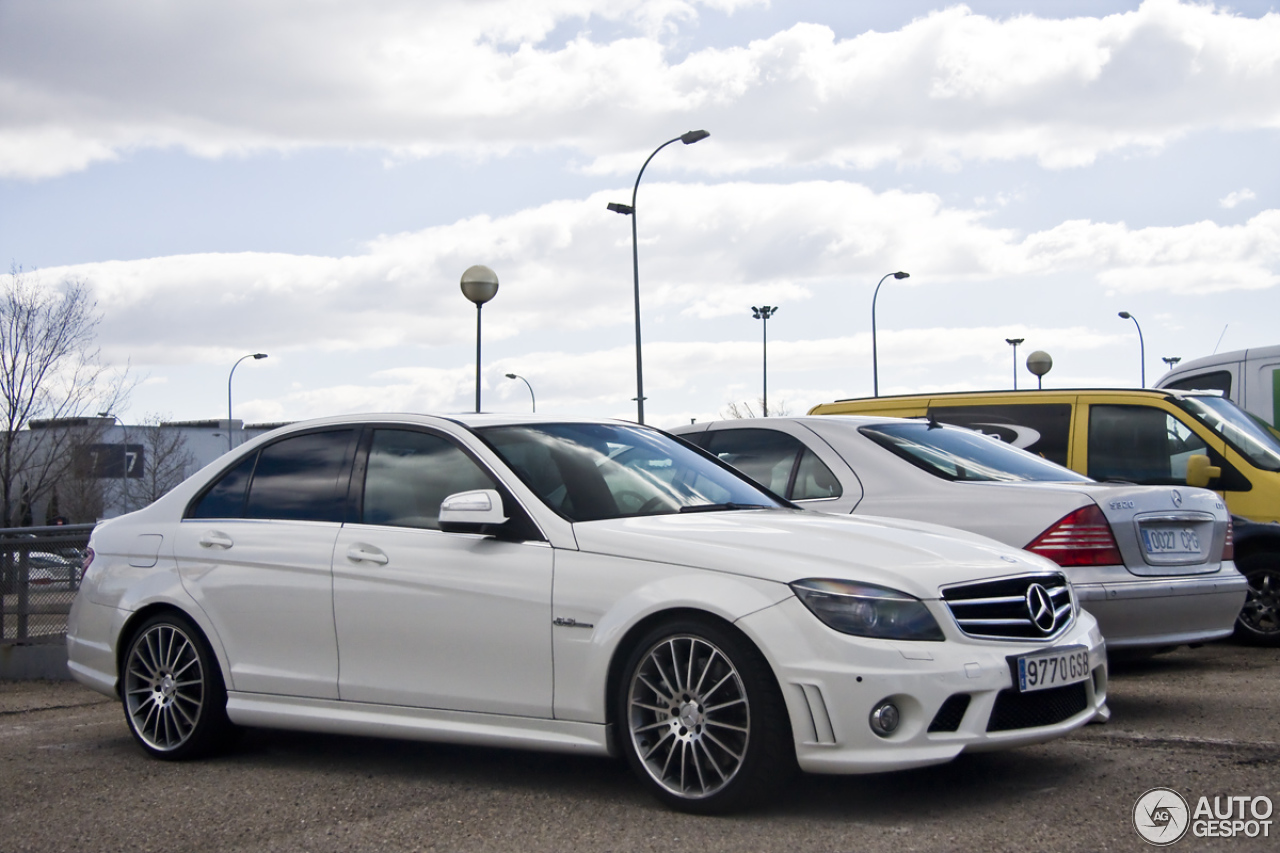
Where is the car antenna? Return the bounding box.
[926,412,942,430]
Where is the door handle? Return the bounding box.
[198,531,234,549]
[346,544,389,565]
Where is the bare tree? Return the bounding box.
[721,398,790,419]
[122,415,196,510]
[0,266,131,526]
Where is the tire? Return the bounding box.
[120,612,234,760]
[1234,550,1280,646]
[616,617,795,814]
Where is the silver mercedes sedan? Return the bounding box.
[673,415,1247,652]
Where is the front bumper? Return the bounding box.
[1069,562,1248,649]
[736,597,1107,775]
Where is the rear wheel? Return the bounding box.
[121,612,233,759]
[617,617,794,813]
[1235,550,1280,646]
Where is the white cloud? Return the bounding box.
[1220,188,1257,208]
[3,0,1279,179]
[35,181,1278,369]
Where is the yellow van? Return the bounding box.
[809,388,1280,644]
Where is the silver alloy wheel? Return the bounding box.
[626,634,750,800]
[1240,568,1280,637]
[124,622,206,752]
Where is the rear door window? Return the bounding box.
[703,428,842,501]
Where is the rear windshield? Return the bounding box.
[859,422,1093,483]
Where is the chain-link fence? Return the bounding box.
[1,524,94,642]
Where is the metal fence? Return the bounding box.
[1,524,94,642]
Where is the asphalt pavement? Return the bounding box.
[2,642,1278,853]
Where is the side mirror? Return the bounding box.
[438,489,509,535]
[1185,454,1221,489]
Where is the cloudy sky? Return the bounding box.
[3,0,1278,431]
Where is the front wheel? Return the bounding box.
[121,612,233,759]
[617,618,794,813]
[1235,550,1280,646]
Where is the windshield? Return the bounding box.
[859,422,1093,483]
[1176,396,1280,472]
[476,422,787,521]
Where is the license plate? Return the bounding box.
[1141,527,1201,557]
[1012,646,1090,693]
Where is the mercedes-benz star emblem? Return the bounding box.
[1170,489,1183,508]
[1025,583,1057,634]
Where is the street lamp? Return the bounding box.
[228,353,268,452]
[461,265,500,414]
[1118,311,1146,386]
[1005,338,1025,390]
[752,306,777,416]
[1162,356,1181,369]
[505,373,535,413]
[608,129,711,423]
[871,271,909,397]
[1027,350,1053,390]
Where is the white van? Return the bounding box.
[1156,345,1280,428]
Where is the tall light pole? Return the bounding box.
[752,306,777,416]
[871,271,909,397]
[1005,338,1024,390]
[1118,311,1145,386]
[505,373,535,412]
[228,353,268,452]
[461,265,500,414]
[608,129,710,424]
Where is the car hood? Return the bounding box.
[570,507,1057,599]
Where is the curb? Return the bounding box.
[0,639,72,680]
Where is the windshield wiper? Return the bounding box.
[678,502,774,513]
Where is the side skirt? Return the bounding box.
[225,692,614,757]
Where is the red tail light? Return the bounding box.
[1222,517,1234,562]
[1026,504,1123,567]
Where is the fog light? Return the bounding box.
[869,700,900,737]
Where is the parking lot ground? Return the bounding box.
[2,642,1278,853]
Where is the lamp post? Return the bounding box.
[1162,356,1181,370]
[608,129,711,424]
[1027,350,1053,390]
[871,271,909,397]
[752,306,777,416]
[228,353,268,452]
[1005,338,1025,390]
[1118,311,1145,386]
[461,265,500,414]
[505,373,535,413]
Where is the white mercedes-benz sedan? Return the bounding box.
[672,415,1246,652]
[68,414,1106,813]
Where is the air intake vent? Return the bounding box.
[942,572,1073,640]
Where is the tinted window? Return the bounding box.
[926,404,1072,466]
[1087,406,1208,485]
[362,430,498,530]
[243,430,356,522]
[704,429,842,501]
[859,423,1090,483]
[189,453,257,519]
[479,423,783,521]
[1163,370,1232,396]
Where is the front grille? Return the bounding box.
[942,572,1073,640]
[928,694,972,733]
[986,682,1089,732]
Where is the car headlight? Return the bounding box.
[790,579,944,641]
